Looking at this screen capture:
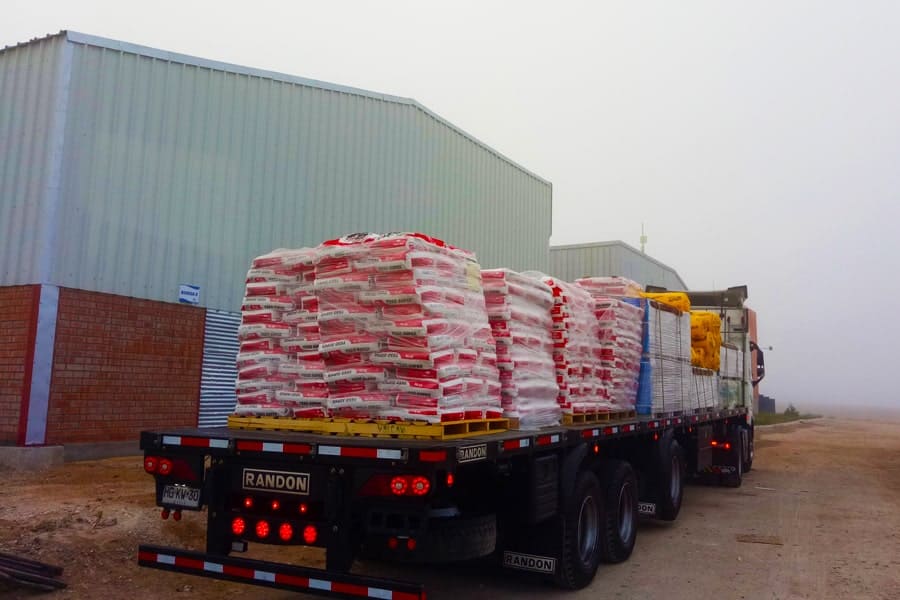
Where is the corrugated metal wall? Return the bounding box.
[198,309,240,428]
[0,35,66,285]
[549,242,687,289]
[26,33,551,311]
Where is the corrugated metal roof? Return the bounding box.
[1,31,553,309]
[549,240,688,289]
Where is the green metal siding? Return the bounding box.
[7,32,551,310]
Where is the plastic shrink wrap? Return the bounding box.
[235,248,323,418]
[531,276,608,414]
[483,269,561,429]
[314,233,501,423]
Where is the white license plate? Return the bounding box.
[162,484,201,508]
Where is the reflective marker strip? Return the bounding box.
[503,438,530,451]
[536,434,560,446]
[162,435,229,449]
[254,570,276,582]
[582,428,600,438]
[236,440,312,455]
[204,561,223,573]
[309,578,332,591]
[318,446,403,460]
[139,550,423,600]
[622,424,636,433]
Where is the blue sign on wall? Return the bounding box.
[178,284,201,305]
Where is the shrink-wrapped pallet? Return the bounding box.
[591,297,643,411]
[483,269,561,429]
[314,233,501,423]
[575,276,643,299]
[636,301,692,415]
[693,368,719,410]
[532,276,608,414]
[235,248,325,417]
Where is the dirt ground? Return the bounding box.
[2,417,899,600]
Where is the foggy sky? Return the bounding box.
[6,1,899,409]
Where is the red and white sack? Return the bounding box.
[314,233,500,420]
[528,275,610,414]
[482,269,560,429]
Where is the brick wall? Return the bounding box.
[0,286,38,444]
[46,288,206,444]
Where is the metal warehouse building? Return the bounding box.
[549,241,687,290]
[0,31,552,449]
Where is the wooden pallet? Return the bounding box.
[228,415,508,441]
[562,410,636,425]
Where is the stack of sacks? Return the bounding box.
[589,298,643,411]
[719,344,744,379]
[690,311,722,371]
[314,233,501,423]
[235,248,324,417]
[534,276,607,414]
[641,302,692,414]
[483,269,561,429]
[576,276,643,299]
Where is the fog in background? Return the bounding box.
[6,1,899,414]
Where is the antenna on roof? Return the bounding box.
[640,223,647,254]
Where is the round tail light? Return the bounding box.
[231,517,246,536]
[256,520,270,539]
[278,523,293,541]
[302,525,317,544]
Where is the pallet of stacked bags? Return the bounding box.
[483,269,561,429]
[535,276,609,421]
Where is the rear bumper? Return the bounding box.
[137,544,425,600]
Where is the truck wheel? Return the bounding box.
[655,437,685,521]
[741,428,754,473]
[598,461,638,563]
[554,470,603,589]
[723,430,744,488]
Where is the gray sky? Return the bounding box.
[6,1,899,410]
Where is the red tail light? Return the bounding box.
[361,474,432,497]
[390,477,408,496]
[724,442,732,450]
[388,537,399,550]
[298,503,308,515]
[303,525,317,544]
[445,473,455,488]
[278,523,293,541]
[232,517,246,536]
[410,477,430,496]
[243,496,254,509]
[711,440,718,446]
[144,456,158,474]
[271,499,281,511]
[256,520,270,539]
[406,538,417,550]
[157,458,174,476]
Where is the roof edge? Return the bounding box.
[8,30,549,187]
[550,239,688,289]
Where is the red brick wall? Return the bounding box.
[0,286,38,444]
[46,288,206,444]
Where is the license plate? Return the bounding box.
[162,484,201,508]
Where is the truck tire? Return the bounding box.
[655,436,685,521]
[741,428,754,473]
[723,430,743,488]
[554,470,603,589]
[416,514,497,563]
[598,461,638,564]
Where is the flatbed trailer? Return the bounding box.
[138,405,753,597]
